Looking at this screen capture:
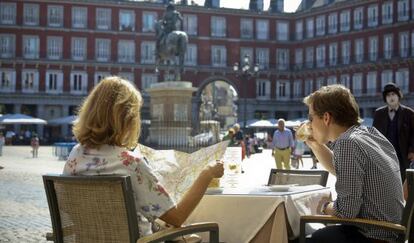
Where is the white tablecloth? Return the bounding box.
[185,185,331,243]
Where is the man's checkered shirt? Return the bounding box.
[331,125,404,242]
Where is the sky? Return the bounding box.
[192,0,302,12]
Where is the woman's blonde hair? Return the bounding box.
[73,76,143,149]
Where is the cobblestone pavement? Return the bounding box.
[0,145,333,242]
[0,146,65,243]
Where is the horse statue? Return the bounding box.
[155,20,188,81]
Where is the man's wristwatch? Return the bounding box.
[321,201,330,215]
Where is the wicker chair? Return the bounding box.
[299,169,414,243]
[267,169,329,187]
[43,174,219,243]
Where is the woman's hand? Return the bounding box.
[205,161,224,179]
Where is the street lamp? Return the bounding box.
[233,54,260,130]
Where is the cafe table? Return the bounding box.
[185,185,331,243]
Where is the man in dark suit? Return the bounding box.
[373,83,414,181]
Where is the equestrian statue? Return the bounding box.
[155,3,188,81]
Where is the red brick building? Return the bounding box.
[0,0,413,139]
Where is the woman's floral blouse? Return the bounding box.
[63,144,176,236]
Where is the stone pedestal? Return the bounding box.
[147,81,197,146]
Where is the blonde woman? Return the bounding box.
[63,76,224,236]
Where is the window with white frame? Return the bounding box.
[352,73,362,96]
[412,31,414,57]
[119,10,135,31]
[384,34,393,59]
[142,11,157,32]
[256,79,270,99]
[342,41,350,65]
[316,78,325,90]
[94,72,110,86]
[382,1,393,25]
[306,47,314,68]
[211,45,226,67]
[329,43,337,66]
[141,42,155,64]
[340,10,350,32]
[45,71,63,94]
[256,48,269,69]
[369,36,378,61]
[141,74,158,91]
[276,49,288,70]
[47,36,62,60]
[183,14,197,35]
[328,13,337,34]
[395,69,409,93]
[353,7,363,30]
[0,70,16,93]
[381,70,393,88]
[96,39,111,62]
[118,73,134,84]
[22,70,39,93]
[316,15,325,36]
[327,76,337,85]
[0,34,15,58]
[368,4,378,27]
[240,48,253,65]
[295,20,303,40]
[118,40,135,63]
[276,21,288,41]
[398,0,409,21]
[23,4,39,26]
[96,8,111,30]
[304,79,313,95]
[316,45,326,68]
[184,44,197,66]
[0,2,16,25]
[70,72,87,95]
[366,72,377,95]
[256,19,269,40]
[399,32,409,58]
[306,18,314,38]
[276,80,289,100]
[72,7,87,28]
[211,16,226,37]
[23,35,39,59]
[340,74,350,88]
[293,80,302,98]
[48,5,63,27]
[355,39,364,63]
[295,49,303,69]
[71,37,86,61]
[240,18,253,39]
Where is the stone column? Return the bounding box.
[147,81,197,147]
[36,104,45,139]
[61,105,70,139]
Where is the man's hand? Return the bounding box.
[316,197,332,215]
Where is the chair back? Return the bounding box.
[268,169,329,187]
[402,169,414,242]
[43,175,139,243]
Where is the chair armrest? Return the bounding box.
[136,222,219,243]
[299,215,406,243]
[300,215,406,233]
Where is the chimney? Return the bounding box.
[249,0,264,11]
[204,0,220,8]
[269,0,284,13]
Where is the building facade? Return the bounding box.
[0,0,413,140]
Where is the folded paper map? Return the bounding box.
[135,141,229,201]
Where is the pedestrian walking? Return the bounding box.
[30,134,39,158]
[0,132,5,156]
[271,119,294,169]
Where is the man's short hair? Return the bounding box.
[382,82,403,102]
[303,84,362,127]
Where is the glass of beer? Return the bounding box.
[296,122,312,141]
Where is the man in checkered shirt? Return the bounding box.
[303,85,404,243]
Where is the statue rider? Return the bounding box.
[157,2,183,52]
